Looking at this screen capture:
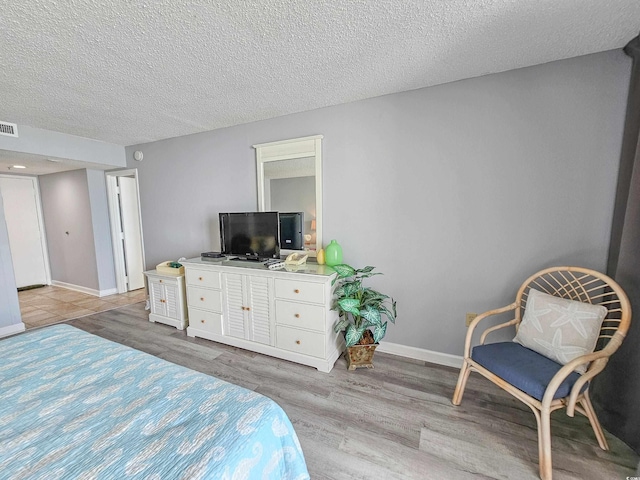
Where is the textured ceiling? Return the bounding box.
[1,0,639,147]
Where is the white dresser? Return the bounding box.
[182,257,342,372]
[144,270,188,330]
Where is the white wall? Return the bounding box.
[126,50,631,356]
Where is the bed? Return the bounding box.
[0,324,310,480]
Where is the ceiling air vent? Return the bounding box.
[0,121,18,137]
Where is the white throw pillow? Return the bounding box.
[513,288,607,373]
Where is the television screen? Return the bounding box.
[279,212,304,250]
[219,212,280,259]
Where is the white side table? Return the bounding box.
[144,270,188,330]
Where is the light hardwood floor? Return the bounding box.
[18,285,146,329]
[61,303,638,480]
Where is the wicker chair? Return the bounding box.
[451,266,631,480]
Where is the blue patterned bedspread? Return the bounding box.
[0,325,309,480]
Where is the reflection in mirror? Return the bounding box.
[263,157,315,248]
[254,136,323,256]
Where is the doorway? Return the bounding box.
[106,169,145,294]
[0,175,51,289]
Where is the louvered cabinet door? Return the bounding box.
[246,275,273,345]
[164,282,179,319]
[149,280,168,317]
[223,273,247,340]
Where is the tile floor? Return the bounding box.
[18,285,147,329]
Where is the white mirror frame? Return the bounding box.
[254,135,323,257]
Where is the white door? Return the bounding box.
[0,176,49,288]
[119,176,145,291]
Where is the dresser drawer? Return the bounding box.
[148,275,179,287]
[186,268,221,289]
[276,326,325,359]
[274,279,324,304]
[275,300,325,332]
[188,308,223,335]
[187,286,222,312]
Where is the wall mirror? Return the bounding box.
[254,135,323,257]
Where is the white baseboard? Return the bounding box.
[98,288,118,297]
[0,322,26,338]
[51,281,116,298]
[377,341,463,369]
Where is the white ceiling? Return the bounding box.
[1,0,639,150]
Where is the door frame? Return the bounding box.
[105,168,146,294]
[0,174,52,287]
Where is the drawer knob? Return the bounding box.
[296,340,301,345]
[160,299,165,303]
[159,279,163,283]
[294,289,300,294]
[200,297,205,301]
[200,319,205,324]
[199,276,203,281]
[294,313,300,318]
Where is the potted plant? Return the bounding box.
[332,264,397,370]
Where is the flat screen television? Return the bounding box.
[279,212,304,250]
[219,212,280,260]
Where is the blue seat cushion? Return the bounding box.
[471,342,586,401]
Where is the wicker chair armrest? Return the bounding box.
[478,318,519,345]
[463,302,518,357]
[541,348,612,413]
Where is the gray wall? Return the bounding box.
[86,169,116,291]
[127,50,630,356]
[39,170,101,291]
[0,193,21,328]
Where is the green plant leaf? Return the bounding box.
[373,322,387,343]
[333,318,350,333]
[333,264,356,278]
[332,264,396,342]
[342,281,361,297]
[360,305,381,326]
[334,285,347,297]
[357,272,382,280]
[356,266,375,274]
[338,298,361,316]
[362,291,388,306]
[345,324,366,347]
[380,305,397,323]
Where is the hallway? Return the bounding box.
[18,285,146,329]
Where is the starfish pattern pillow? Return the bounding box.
[513,288,607,373]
